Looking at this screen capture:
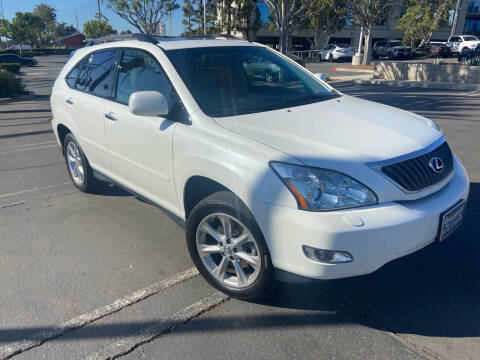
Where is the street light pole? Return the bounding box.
[357,27,364,56]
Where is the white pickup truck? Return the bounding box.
[447,35,480,54]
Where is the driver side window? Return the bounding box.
[115,49,172,105]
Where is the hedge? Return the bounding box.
[0,69,24,97]
[0,48,72,56]
[0,63,21,74]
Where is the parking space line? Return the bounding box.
[0,182,71,199]
[0,144,58,154]
[0,141,57,152]
[0,268,199,360]
[82,292,229,360]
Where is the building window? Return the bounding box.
[465,18,480,35]
[468,0,480,13]
[257,1,270,24]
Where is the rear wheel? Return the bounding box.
[186,191,274,300]
[63,133,99,193]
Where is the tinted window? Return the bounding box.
[115,49,172,104]
[65,58,86,88]
[463,36,478,41]
[75,50,116,97]
[166,46,336,117]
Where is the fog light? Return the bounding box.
[302,245,352,264]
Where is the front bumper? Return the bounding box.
[251,160,469,280]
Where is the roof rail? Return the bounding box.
[85,33,158,46]
[182,34,246,41]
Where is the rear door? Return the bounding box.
[103,48,180,212]
[64,49,118,171]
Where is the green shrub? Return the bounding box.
[463,56,480,67]
[0,69,24,97]
[0,63,21,74]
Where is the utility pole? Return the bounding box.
[75,10,79,31]
[97,0,102,22]
[451,0,462,36]
[203,0,207,35]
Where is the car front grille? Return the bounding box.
[381,141,454,192]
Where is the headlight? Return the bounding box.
[423,118,441,132]
[270,162,377,211]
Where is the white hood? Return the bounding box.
[214,95,442,168]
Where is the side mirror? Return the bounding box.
[129,91,169,117]
[314,73,327,82]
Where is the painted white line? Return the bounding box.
[0,268,199,360]
[0,144,58,154]
[0,182,71,199]
[23,72,48,76]
[83,292,229,360]
[0,141,57,152]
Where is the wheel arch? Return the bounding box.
[183,175,234,220]
[57,123,72,154]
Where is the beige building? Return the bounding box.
[252,1,474,51]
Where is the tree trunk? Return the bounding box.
[363,29,372,65]
[451,0,462,36]
[280,26,287,54]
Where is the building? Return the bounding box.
[155,22,166,37]
[61,32,86,49]
[252,0,475,51]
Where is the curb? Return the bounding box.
[353,79,480,91]
[0,90,36,104]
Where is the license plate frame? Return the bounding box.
[437,200,466,242]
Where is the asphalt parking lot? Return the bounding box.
[0,55,479,360]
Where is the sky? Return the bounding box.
[0,0,186,36]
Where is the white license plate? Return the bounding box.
[438,201,466,241]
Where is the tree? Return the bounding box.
[120,29,133,34]
[165,0,180,36]
[33,3,57,45]
[397,0,453,47]
[181,0,217,36]
[263,0,311,54]
[84,19,117,39]
[0,12,44,50]
[56,22,78,38]
[182,0,196,34]
[347,0,396,64]
[103,0,168,35]
[304,0,348,49]
[217,0,256,38]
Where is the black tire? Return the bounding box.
[186,191,274,300]
[387,51,394,60]
[372,52,378,60]
[63,133,99,193]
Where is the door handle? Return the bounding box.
[105,112,117,121]
[66,97,74,105]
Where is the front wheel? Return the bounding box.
[186,191,274,300]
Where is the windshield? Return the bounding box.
[389,41,403,47]
[165,46,337,117]
[463,36,478,41]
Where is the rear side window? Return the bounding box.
[65,58,86,88]
[114,49,172,104]
[75,50,117,97]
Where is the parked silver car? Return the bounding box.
[320,44,353,62]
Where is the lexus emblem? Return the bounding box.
[428,157,444,173]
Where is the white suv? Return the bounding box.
[447,35,480,53]
[51,35,469,300]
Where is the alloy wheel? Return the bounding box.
[66,141,85,186]
[196,213,261,289]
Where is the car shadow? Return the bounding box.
[256,182,479,338]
